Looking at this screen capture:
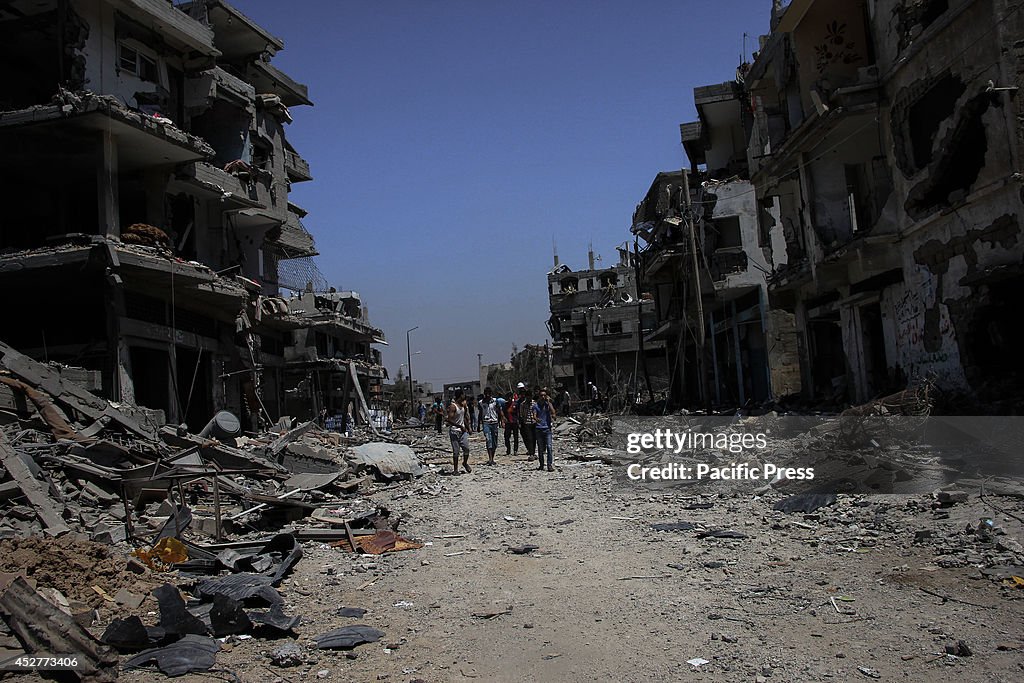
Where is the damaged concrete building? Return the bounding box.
[627,0,1024,410]
[631,80,801,408]
[0,0,385,429]
[547,246,668,400]
[746,0,1024,407]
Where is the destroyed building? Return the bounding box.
[546,246,668,400]
[0,0,384,428]
[631,80,800,408]
[629,0,1024,410]
[747,0,1024,406]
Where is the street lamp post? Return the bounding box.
[406,326,419,417]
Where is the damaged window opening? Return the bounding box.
[909,74,964,169]
[118,43,158,83]
[252,143,272,171]
[713,216,742,250]
[905,90,993,218]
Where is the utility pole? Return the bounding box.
[682,170,711,414]
[406,326,418,417]
[633,237,654,401]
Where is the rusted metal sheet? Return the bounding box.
[0,575,118,682]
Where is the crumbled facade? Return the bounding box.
[632,81,801,408]
[0,0,384,429]
[748,0,1024,406]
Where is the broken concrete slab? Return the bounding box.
[349,442,423,479]
[0,433,70,537]
[0,339,158,441]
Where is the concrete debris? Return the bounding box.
[0,337,441,675]
[349,442,425,479]
[269,641,304,667]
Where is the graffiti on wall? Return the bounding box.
[887,274,966,388]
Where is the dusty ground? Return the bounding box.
[104,427,1024,682]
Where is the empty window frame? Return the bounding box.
[118,42,158,83]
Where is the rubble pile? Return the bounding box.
[0,340,429,677]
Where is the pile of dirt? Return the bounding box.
[0,537,152,608]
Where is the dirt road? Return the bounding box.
[122,428,1023,683]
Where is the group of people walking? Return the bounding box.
[443,383,558,475]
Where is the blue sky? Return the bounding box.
[239,0,769,386]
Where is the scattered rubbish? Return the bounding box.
[696,529,748,539]
[650,522,695,532]
[350,443,424,479]
[101,615,161,652]
[508,545,540,554]
[133,537,189,571]
[315,625,385,650]
[857,666,881,678]
[617,574,672,580]
[332,529,423,555]
[773,493,837,514]
[687,657,710,668]
[269,642,304,667]
[945,640,972,656]
[124,634,220,676]
[472,606,513,619]
[392,600,414,608]
[154,583,208,637]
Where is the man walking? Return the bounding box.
[534,387,557,472]
[447,391,472,475]
[516,384,537,461]
[479,387,504,465]
[503,391,519,455]
[589,381,601,415]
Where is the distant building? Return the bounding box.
[546,245,667,403]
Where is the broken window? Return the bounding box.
[713,216,743,250]
[559,276,578,293]
[118,42,158,83]
[602,321,623,335]
[599,273,619,288]
[252,143,272,171]
[892,72,966,176]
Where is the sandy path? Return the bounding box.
[122,429,1024,682]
